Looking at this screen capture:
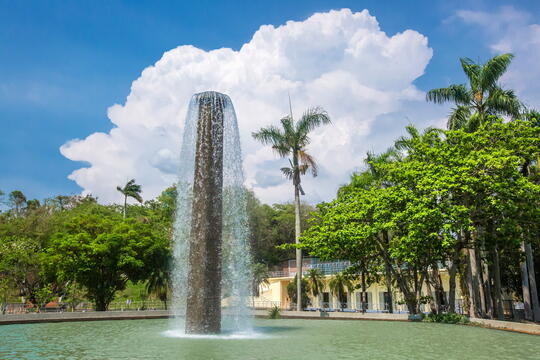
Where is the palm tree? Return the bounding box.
[116,179,143,218]
[252,263,270,298]
[328,272,354,309]
[146,268,170,310]
[427,53,521,131]
[305,268,325,307]
[252,105,330,311]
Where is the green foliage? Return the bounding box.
[34,285,54,309]
[305,268,325,298]
[247,189,316,265]
[286,275,310,308]
[423,313,470,324]
[301,118,540,314]
[268,305,281,319]
[251,263,270,297]
[328,273,354,304]
[42,204,165,311]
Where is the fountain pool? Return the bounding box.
[1,318,538,359]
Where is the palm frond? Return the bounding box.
[394,124,420,150]
[130,193,143,203]
[460,57,481,90]
[280,115,295,138]
[252,126,286,146]
[480,53,514,91]
[280,167,293,180]
[298,150,318,177]
[486,86,522,118]
[447,106,471,130]
[295,107,331,136]
[523,109,540,126]
[426,84,470,105]
[297,164,309,176]
[465,112,482,132]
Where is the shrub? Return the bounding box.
[423,313,470,324]
[268,305,281,319]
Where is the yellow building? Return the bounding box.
[253,258,464,313]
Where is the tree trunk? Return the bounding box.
[481,254,493,319]
[123,194,127,219]
[361,269,366,313]
[382,230,393,313]
[492,246,504,320]
[466,247,482,318]
[448,249,462,314]
[525,242,540,321]
[294,184,302,311]
[414,269,426,314]
[448,238,462,314]
[424,273,437,314]
[520,241,533,321]
[472,239,486,317]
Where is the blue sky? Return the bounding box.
[1,0,539,203]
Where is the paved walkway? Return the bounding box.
[2,309,539,335]
[469,318,540,336]
[0,310,169,325]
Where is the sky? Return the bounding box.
[1,0,539,205]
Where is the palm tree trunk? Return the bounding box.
[524,242,540,321]
[294,183,302,311]
[123,194,127,219]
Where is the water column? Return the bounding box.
[171,91,252,336]
[185,93,224,334]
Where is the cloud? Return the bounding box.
[455,6,540,109]
[61,8,434,204]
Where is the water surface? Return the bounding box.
[1,318,538,359]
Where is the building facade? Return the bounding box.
[253,258,464,313]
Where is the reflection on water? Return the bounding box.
[1,318,539,360]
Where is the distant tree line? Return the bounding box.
[0,183,312,311]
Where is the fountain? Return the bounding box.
[171,91,252,334]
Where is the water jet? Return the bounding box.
[171,91,251,334]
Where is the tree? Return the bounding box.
[0,200,58,306]
[43,209,163,311]
[246,189,316,266]
[116,179,143,218]
[146,268,170,309]
[328,272,354,309]
[253,106,330,311]
[9,190,26,216]
[302,118,539,317]
[427,53,521,131]
[305,268,324,306]
[286,275,310,310]
[251,263,270,298]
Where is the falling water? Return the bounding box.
[170,91,252,334]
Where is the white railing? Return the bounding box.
[269,260,352,278]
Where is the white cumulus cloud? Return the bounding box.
[61,8,434,204]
